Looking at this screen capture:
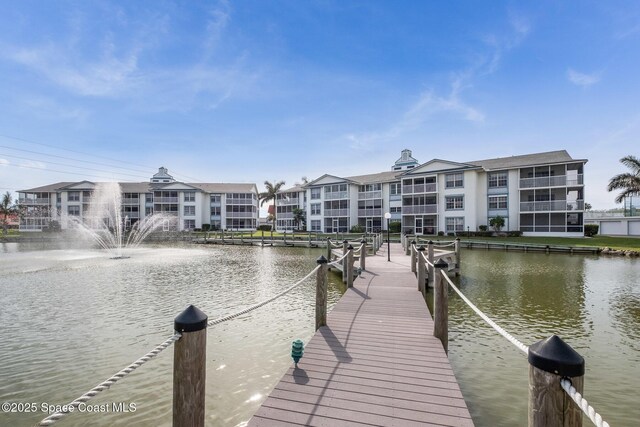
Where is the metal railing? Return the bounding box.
[402,183,437,194]
[519,174,584,188]
[358,191,382,200]
[402,205,437,214]
[520,200,584,212]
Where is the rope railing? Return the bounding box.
[328,251,349,268]
[420,250,434,268]
[37,333,181,426]
[439,270,611,427]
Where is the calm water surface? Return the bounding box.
[442,249,640,427]
[0,242,344,427]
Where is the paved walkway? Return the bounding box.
[248,243,473,426]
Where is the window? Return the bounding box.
[210,194,221,203]
[145,193,153,203]
[445,217,464,232]
[211,206,221,216]
[145,207,153,216]
[488,195,508,209]
[184,205,196,216]
[311,203,321,215]
[68,205,80,216]
[310,188,321,200]
[445,173,464,188]
[184,219,195,230]
[445,196,464,210]
[390,183,401,195]
[68,191,80,201]
[311,220,321,231]
[390,206,402,213]
[184,192,195,202]
[489,172,508,188]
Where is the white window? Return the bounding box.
[68,191,80,201]
[311,203,321,215]
[184,219,195,230]
[488,195,508,209]
[184,192,196,202]
[390,206,402,213]
[210,194,221,203]
[488,172,508,188]
[445,196,464,210]
[68,205,80,216]
[184,205,196,216]
[445,173,464,188]
[311,220,321,231]
[310,188,321,200]
[390,183,401,195]
[445,217,464,232]
[210,206,221,216]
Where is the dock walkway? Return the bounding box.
[248,243,473,426]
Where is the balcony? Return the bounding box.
[18,198,50,205]
[154,197,179,203]
[324,208,349,217]
[278,212,294,219]
[402,205,438,215]
[226,198,254,205]
[402,183,437,194]
[122,198,140,204]
[277,198,299,205]
[358,191,382,200]
[519,174,584,189]
[226,211,256,218]
[520,200,584,212]
[357,208,382,217]
[324,191,349,200]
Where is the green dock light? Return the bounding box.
[291,339,304,367]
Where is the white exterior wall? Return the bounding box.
[508,170,520,230]
[349,183,359,230]
[474,171,488,229]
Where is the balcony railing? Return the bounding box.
[18,198,50,205]
[154,197,179,203]
[519,174,584,189]
[402,205,438,214]
[226,198,254,205]
[277,198,299,205]
[358,191,382,200]
[402,183,437,194]
[122,198,140,204]
[226,212,256,218]
[520,200,584,212]
[357,208,382,217]
[324,191,349,200]
[324,208,349,217]
[278,212,294,219]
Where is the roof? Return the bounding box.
[18,182,75,193]
[20,181,257,194]
[467,150,587,170]
[190,183,257,193]
[345,170,401,184]
[279,185,305,193]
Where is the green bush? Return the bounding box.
[478,225,488,232]
[350,224,364,233]
[584,224,599,237]
[202,224,211,232]
[389,221,402,233]
[447,232,455,237]
[506,231,523,237]
[437,231,445,236]
[257,224,272,231]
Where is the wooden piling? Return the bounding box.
[417,246,426,295]
[528,335,585,427]
[454,238,461,277]
[410,240,417,274]
[173,305,208,427]
[315,256,328,330]
[346,245,354,288]
[342,240,348,284]
[433,260,448,354]
[360,239,367,271]
[427,240,435,288]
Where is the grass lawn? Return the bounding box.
[448,235,640,251]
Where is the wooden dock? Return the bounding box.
[248,243,473,426]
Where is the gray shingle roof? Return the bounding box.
[20,181,257,194]
[467,150,586,170]
[345,170,402,184]
[18,182,75,193]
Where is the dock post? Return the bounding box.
[283,231,287,245]
[360,238,367,271]
[454,237,461,277]
[528,335,585,427]
[410,240,417,274]
[173,305,208,427]
[417,245,426,295]
[433,260,449,354]
[347,245,354,288]
[326,237,332,263]
[315,256,328,330]
[308,231,311,246]
[342,240,349,284]
[230,230,234,243]
[405,236,411,255]
[427,241,435,288]
[261,230,264,246]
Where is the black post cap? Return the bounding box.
[361,238,366,243]
[411,240,416,244]
[428,240,433,244]
[434,259,448,269]
[343,239,349,243]
[455,237,461,241]
[316,255,328,264]
[175,305,208,333]
[417,245,426,251]
[528,335,585,377]
[347,244,354,250]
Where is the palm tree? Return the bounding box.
[0,191,17,235]
[259,180,285,230]
[608,155,640,204]
[292,207,306,231]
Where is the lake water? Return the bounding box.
[1,242,638,426]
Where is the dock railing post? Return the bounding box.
[410,240,417,274]
[528,335,585,427]
[433,259,449,354]
[360,238,367,271]
[342,240,349,284]
[405,235,411,255]
[173,305,208,427]
[427,241,435,288]
[326,237,332,264]
[347,244,354,288]
[261,230,264,246]
[417,245,426,295]
[315,256,328,330]
[454,237,461,277]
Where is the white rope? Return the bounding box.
[37,333,181,426]
[434,241,456,247]
[207,265,321,326]
[328,252,349,268]
[560,379,611,427]
[441,271,529,355]
[420,251,434,268]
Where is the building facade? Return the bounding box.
[18,168,259,232]
[275,149,587,236]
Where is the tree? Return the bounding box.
[584,202,592,210]
[292,207,306,231]
[608,155,640,204]
[489,215,505,232]
[259,180,286,230]
[0,191,17,235]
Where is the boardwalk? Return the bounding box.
[248,243,473,426]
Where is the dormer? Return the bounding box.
[392,149,419,171]
[151,167,175,183]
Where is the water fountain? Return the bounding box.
[70,182,170,258]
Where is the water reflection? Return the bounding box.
[0,243,344,427]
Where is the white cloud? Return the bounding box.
[0,158,9,166]
[567,68,601,87]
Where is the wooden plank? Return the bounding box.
[248,242,474,426]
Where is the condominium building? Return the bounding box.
[275,149,587,236]
[18,167,259,231]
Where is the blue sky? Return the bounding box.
[0,0,639,210]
